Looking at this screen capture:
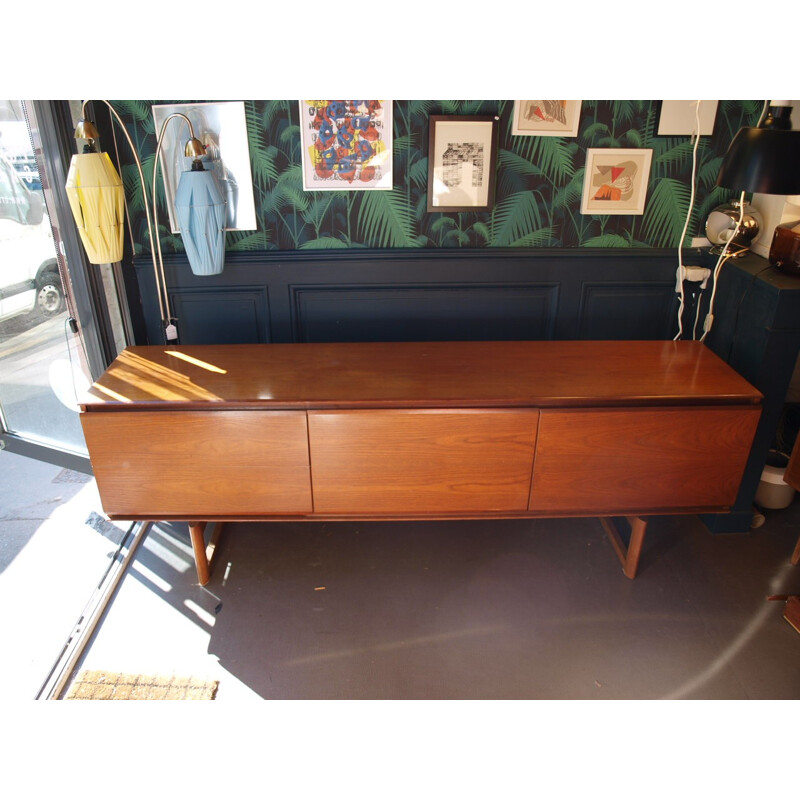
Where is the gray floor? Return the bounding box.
[2,448,799,701]
[78,492,800,700]
[0,450,129,701]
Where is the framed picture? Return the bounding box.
[152,101,256,233]
[512,101,582,137]
[656,100,719,136]
[427,115,499,212]
[299,101,393,191]
[580,148,653,216]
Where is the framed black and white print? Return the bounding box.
[427,115,499,212]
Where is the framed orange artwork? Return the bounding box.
[580,148,653,216]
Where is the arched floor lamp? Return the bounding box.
[65,101,226,344]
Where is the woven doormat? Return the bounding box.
[65,670,218,700]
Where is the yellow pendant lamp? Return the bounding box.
[64,119,125,264]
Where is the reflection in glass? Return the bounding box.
[0,100,88,454]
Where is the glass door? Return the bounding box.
[0,100,127,470]
[0,100,141,701]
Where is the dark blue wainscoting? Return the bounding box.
[133,248,682,346]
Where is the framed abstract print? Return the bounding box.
[580,148,653,216]
[299,100,393,191]
[427,115,499,212]
[512,101,582,137]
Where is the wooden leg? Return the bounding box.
[600,516,647,579]
[188,521,225,586]
[792,534,800,566]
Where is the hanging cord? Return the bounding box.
[151,112,200,343]
[700,190,746,342]
[674,101,703,341]
[692,290,704,340]
[696,101,768,343]
[63,317,80,409]
[83,101,174,340]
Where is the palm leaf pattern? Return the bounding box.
[108,100,763,252]
[582,233,635,247]
[642,178,694,246]
[492,191,546,247]
[357,189,416,248]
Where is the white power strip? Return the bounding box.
[675,265,711,293]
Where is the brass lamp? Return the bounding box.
[65,102,227,344]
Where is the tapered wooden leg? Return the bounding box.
[188,522,210,585]
[792,534,800,566]
[600,516,647,579]
[188,521,225,586]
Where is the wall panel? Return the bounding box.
[578,282,678,340]
[292,284,559,342]
[169,287,271,344]
[139,248,681,345]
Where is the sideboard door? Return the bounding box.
[308,409,538,514]
[529,406,761,515]
[82,410,313,517]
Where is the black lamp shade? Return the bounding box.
[716,127,800,195]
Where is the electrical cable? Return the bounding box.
[756,100,769,127]
[696,102,769,343]
[63,316,81,410]
[674,101,703,341]
[700,191,746,342]
[692,290,704,340]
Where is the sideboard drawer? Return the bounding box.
[308,409,538,514]
[529,406,761,514]
[81,410,312,517]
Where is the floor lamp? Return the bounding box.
[65,101,227,344]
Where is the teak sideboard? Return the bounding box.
[79,340,762,584]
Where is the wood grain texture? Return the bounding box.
[81,410,312,517]
[308,409,538,514]
[529,406,762,514]
[80,341,762,411]
[79,341,763,530]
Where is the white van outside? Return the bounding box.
[0,152,65,324]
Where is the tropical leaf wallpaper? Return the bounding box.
[109,100,762,254]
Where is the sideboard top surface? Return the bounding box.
[80,340,762,411]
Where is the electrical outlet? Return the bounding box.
[684,266,711,285]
